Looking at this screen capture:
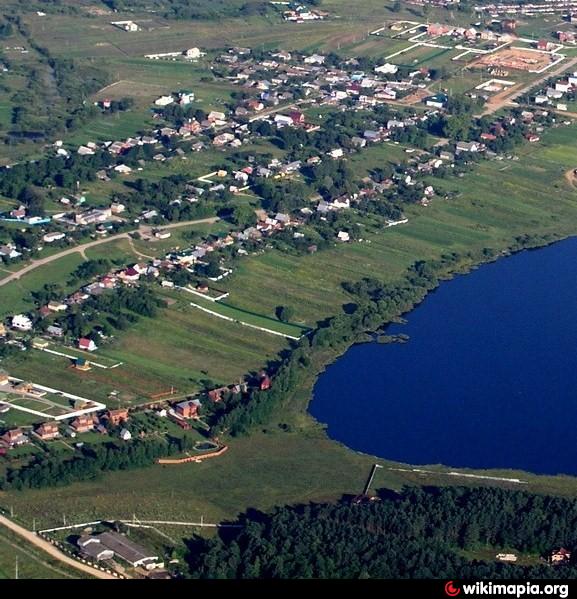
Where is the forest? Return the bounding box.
[185,486,577,578]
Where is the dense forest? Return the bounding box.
[185,486,577,579]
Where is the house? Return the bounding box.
[120,428,132,441]
[259,372,272,391]
[43,232,66,243]
[374,63,398,75]
[0,428,28,448]
[337,231,350,242]
[0,371,8,385]
[208,387,228,402]
[71,415,94,434]
[328,148,344,159]
[456,141,481,153]
[555,80,571,93]
[78,337,97,352]
[537,40,554,51]
[558,31,576,43]
[0,323,5,337]
[48,300,67,312]
[32,337,49,350]
[46,325,64,338]
[155,95,174,107]
[303,54,325,64]
[78,536,115,562]
[81,532,159,568]
[207,110,226,122]
[184,47,202,59]
[0,244,21,259]
[34,422,60,441]
[11,314,33,331]
[174,399,200,419]
[110,202,126,215]
[496,554,517,562]
[107,408,129,426]
[274,114,294,128]
[550,548,571,564]
[74,357,91,371]
[119,267,140,283]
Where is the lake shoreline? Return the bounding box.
[305,231,577,477]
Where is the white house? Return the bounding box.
[337,231,350,242]
[154,95,174,107]
[374,63,398,75]
[43,232,66,243]
[184,47,202,59]
[120,428,132,441]
[78,338,97,352]
[274,114,294,127]
[11,314,33,331]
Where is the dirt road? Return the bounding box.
[0,514,117,579]
[0,217,219,289]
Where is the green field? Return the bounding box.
[0,253,85,317]
[0,526,84,579]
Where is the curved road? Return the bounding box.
[0,514,117,579]
[0,217,219,289]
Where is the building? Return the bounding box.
[550,548,572,564]
[81,532,160,568]
[501,19,517,32]
[120,428,132,441]
[74,357,91,371]
[32,337,49,350]
[112,20,139,32]
[43,232,66,243]
[107,409,129,426]
[71,415,94,434]
[11,314,33,331]
[259,371,272,391]
[48,300,67,312]
[34,422,60,441]
[78,536,115,561]
[184,47,202,59]
[78,338,97,352]
[0,428,28,448]
[174,399,200,419]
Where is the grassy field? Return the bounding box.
[184,293,310,338]
[0,253,85,317]
[0,525,84,579]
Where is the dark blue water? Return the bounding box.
[311,238,577,475]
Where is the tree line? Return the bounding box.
[1,433,195,490]
[185,486,577,578]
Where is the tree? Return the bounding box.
[230,204,256,228]
[276,305,295,322]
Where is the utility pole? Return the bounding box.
[15,556,18,580]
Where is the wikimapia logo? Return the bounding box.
[444,581,569,599]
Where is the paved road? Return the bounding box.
[0,514,117,579]
[0,217,219,289]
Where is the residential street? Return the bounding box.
[0,217,220,289]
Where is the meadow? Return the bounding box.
[0,526,83,579]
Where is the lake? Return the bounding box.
[310,238,577,476]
